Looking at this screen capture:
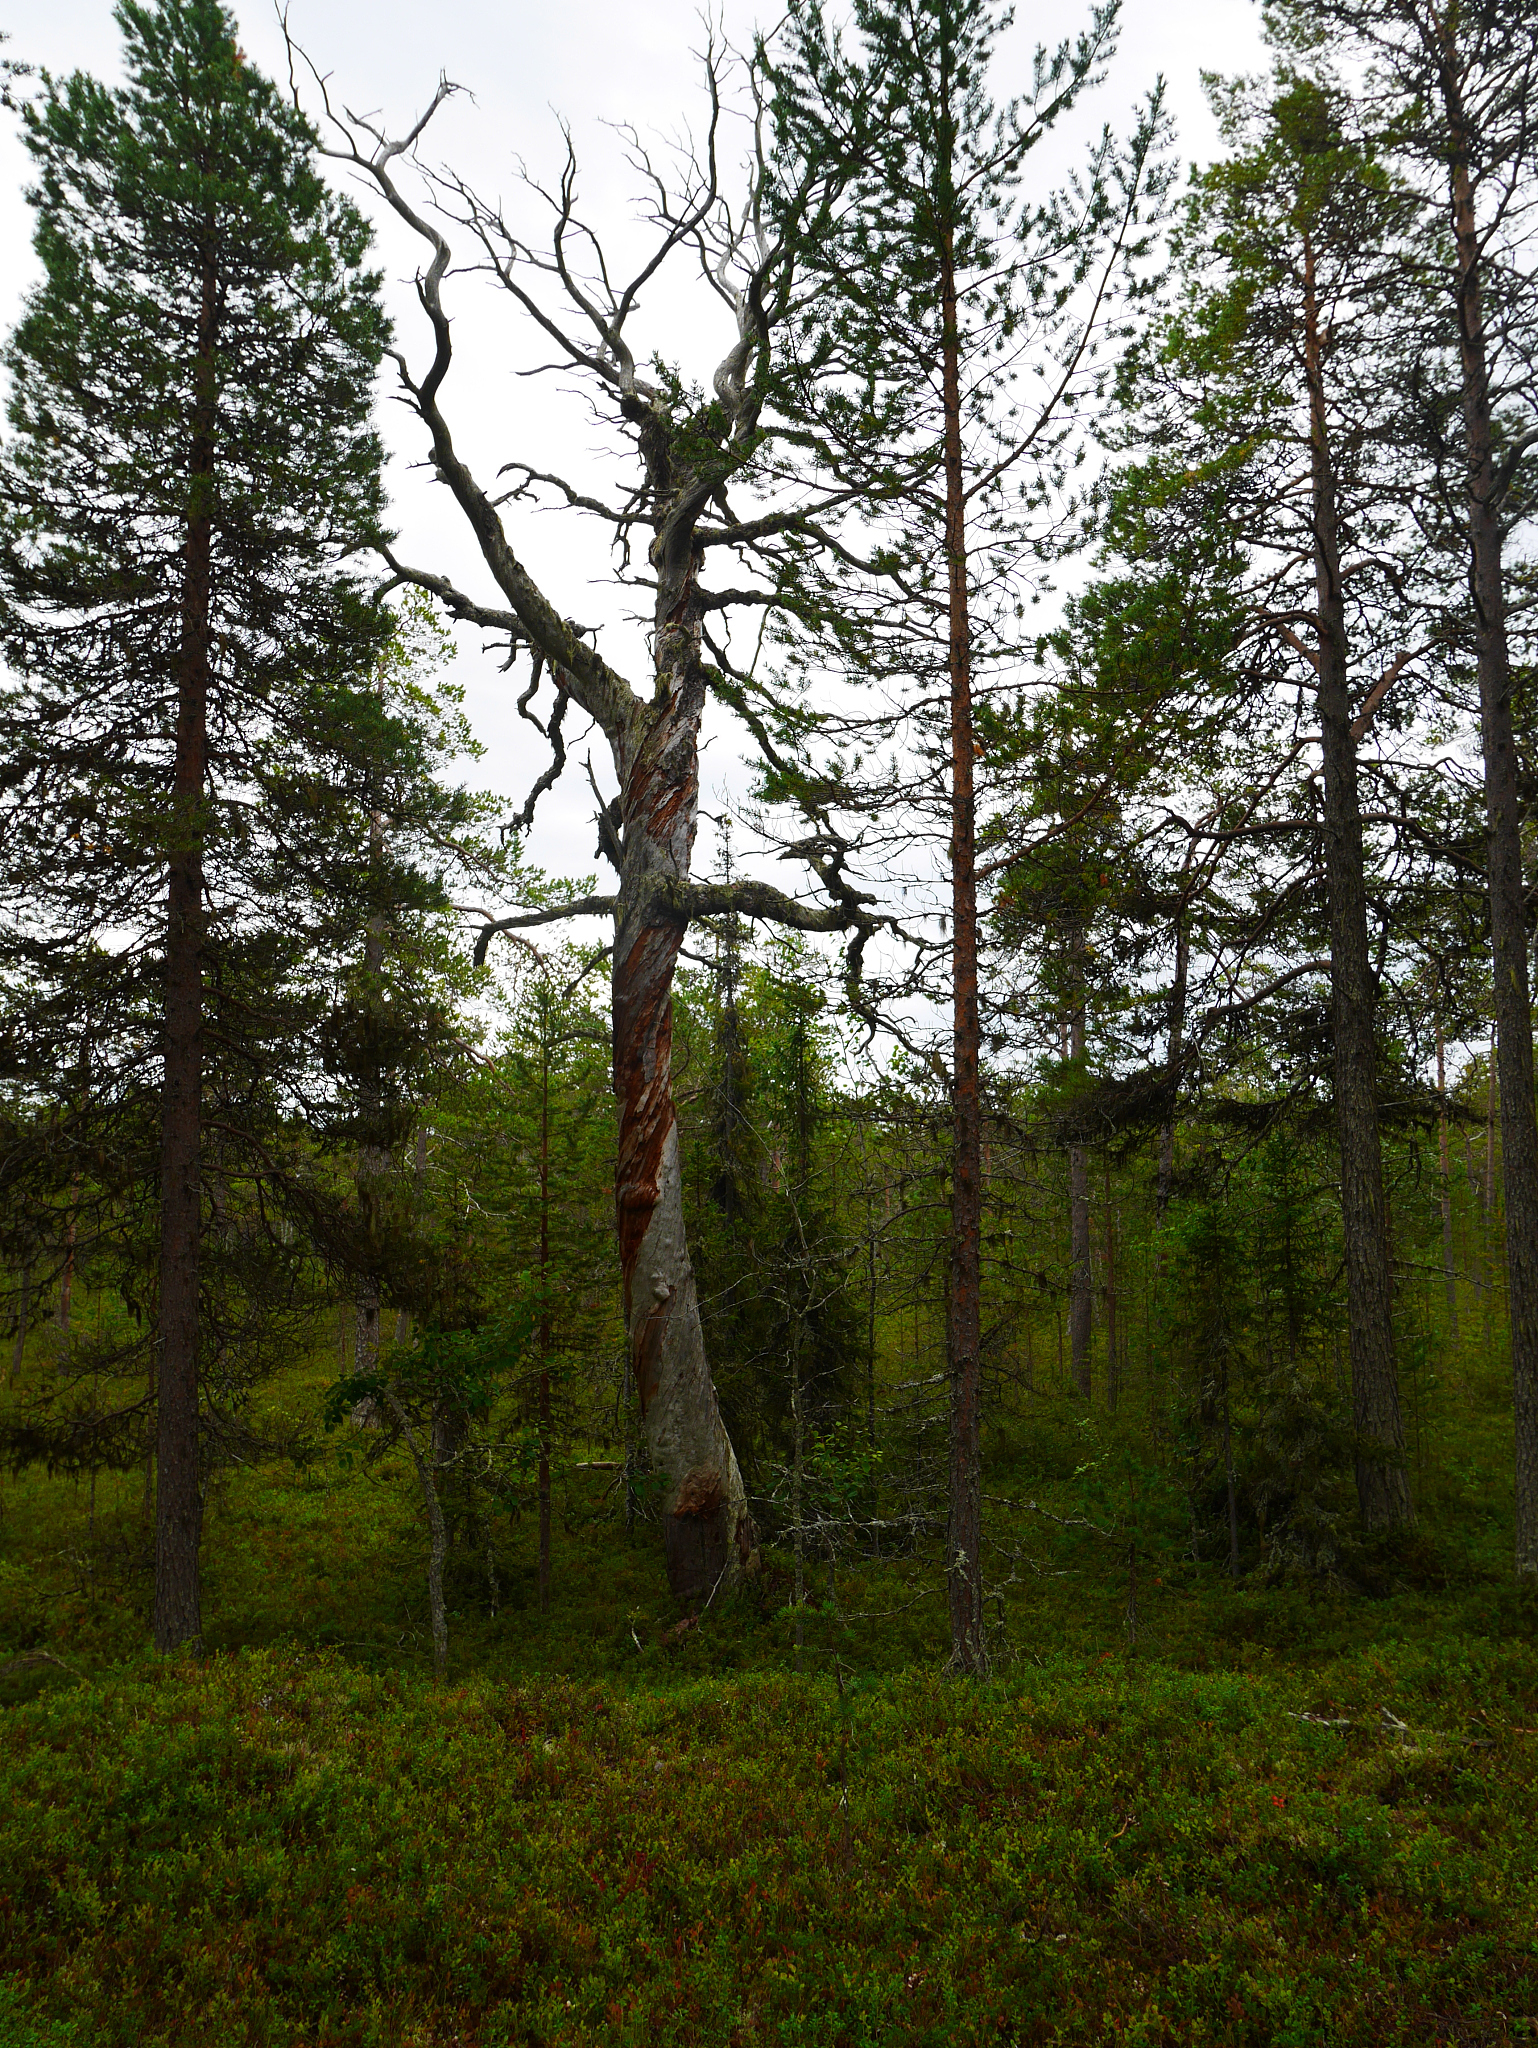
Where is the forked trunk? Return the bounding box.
[1302,227,1411,1532]
[1444,96,1538,1573]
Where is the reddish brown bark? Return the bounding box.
[154,235,217,1654]
[612,545,750,1603]
[1068,993,1093,1402]
[938,215,985,1677]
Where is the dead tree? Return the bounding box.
[294,40,874,1600]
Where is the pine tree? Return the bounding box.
[767,0,1167,1669]
[1104,70,1426,1529]
[1265,0,1538,1574]
[0,0,388,1648]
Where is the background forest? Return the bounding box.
[1,0,1536,2043]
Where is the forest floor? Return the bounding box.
[0,1338,1535,2045]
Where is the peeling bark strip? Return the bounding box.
[304,57,866,1603]
[613,918,683,1301]
[608,553,752,1603]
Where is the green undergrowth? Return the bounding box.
[0,1338,1528,1695]
[2,1338,1537,2040]
[1,1642,1536,2046]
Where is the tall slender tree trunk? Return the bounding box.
[1302,229,1412,1532]
[1436,997,1459,1341]
[537,988,553,1615]
[1221,1354,1240,1580]
[1443,83,1538,1572]
[615,522,750,1604]
[154,238,217,1653]
[939,213,985,1676]
[1103,1153,1120,1412]
[1069,995,1093,1402]
[791,1306,805,1673]
[353,810,389,1389]
[54,1192,77,1368]
[9,1262,31,1387]
[1483,1053,1497,1365]
[393,1124,428,1350]
[1156,917,1190,1245]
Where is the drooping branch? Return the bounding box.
[514,682,569,833]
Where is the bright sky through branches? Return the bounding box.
[0,0,1268,892]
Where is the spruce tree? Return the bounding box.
[0,0,388,1649]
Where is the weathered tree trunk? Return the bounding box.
[1068,997,1093,1402]
[339,106,824,1611]
[614,532,750,1607]
[154,240,217,1654]
[1302,228,1412,1533]
[1443,86,1538,1572]
[936,218,986,1676]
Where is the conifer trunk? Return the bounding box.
[9,1262,31,1387]
[1103,1153,1120,1412]
[1069,997,1093,1401]
[939,214,985,1676]
[1301,228,1411,1532]
[1436,1004,1459,1341]
[1157,919,1189,1240]
[538,993,552,1615]
[616,526,749,1604]
[1442,76,1538,1572]
[353,815,387,1407]
[154,238,217,1653]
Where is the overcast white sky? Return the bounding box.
[0,0,1270,917]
